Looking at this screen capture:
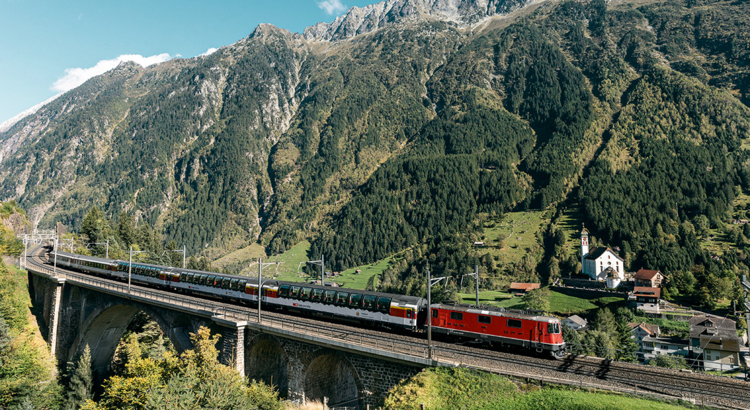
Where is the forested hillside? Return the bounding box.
[2,0,750,301]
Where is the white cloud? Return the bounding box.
[199,47,218,57]
[51,53,173,92]
[317,0,347,15]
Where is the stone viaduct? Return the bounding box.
[27,266,430,407]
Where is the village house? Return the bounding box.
[509,282,540,295]
[628,322,660,361]
[630,287,661,313]
[581,227,624,282]
[641,335,690,362]
[633,268,663,288]
[689,316,742,371]
[562,315,588,331]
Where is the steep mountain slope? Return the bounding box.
[2,0,750,289]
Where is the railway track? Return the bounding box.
[25,248,750,409]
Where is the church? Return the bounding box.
[581,226,624,284]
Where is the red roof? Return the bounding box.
[510,282,540,292]
[634,269,661,280]
[633,287,661,298]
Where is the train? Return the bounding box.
[47,249,566,357]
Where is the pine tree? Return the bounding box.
[615,314,638,362]
[561,322,582,354]
[117,213,137,248]
[12,397,34,410]
[65,345,93,410]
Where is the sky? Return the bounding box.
[0,0,376,125]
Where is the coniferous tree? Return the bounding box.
[615,314,638,362]
[117,213,137,248]
[65,345,93,410]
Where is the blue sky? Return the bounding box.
[0,0,375,125]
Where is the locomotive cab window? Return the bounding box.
[450,312,463,321]
[312,288,324,302]
[376,297,391,314]
[363,295,377,311]
[478,315,492,324]
[507,319,522,328]
[324,290,336,304]
[432,309,438,318]
[279,284,291,298]
[547,323,561,334]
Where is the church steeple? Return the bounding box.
[581,223,589,268]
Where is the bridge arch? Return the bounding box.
[68,300,189,384]
[245,333,289,397]
[303,349,362,407]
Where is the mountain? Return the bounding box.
[2,0,750,291]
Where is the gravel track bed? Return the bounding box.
[29,251,750,408]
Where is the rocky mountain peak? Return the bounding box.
[302,0,528,41]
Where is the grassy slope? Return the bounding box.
[384,367,693,410]
[478,211,546,268]
[457,290,624,315]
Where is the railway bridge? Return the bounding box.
[26,252,429,407]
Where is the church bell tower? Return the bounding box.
[581,224,589,271]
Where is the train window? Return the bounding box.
[478,315,492,324]
[363,295,377,311]
[450,312,463,321]
[407,309,413,318]
[547,323,560,334]
[207,276,216,286]
[230,279,239,290]
[312,288,324,302]
[239,280,247,290]
[222,278,230,288]
[300,287,312,301]
[432,309,438,318]
[349,294,363,308]
[507,319,522,328]
[377,297,391,314]
[187,273,195,283]
[180,273,187,282]
[290,286,301,298]
[279,284,291,298]
[200,275,208,285]
[335,292,349,306]
[324,290,336,304]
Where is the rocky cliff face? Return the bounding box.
[303,0,529,41]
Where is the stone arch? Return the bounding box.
[303,349,361,408]
[68,298,191,385]
[245,333,289,397]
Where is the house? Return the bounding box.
[641,335,690,362]
[689,316,742,371]
[563,315,588,331]
[628,322,660,361]
[633,268,663,288]
[631,287,661,313]
[581,227,625,281]
[509,282,540,295]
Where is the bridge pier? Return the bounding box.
[48,277,65,361]
[213,317,247,378]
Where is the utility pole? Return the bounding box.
[461,265,480,307]
[91,240,110,259]
[426,263,447,361]
[162,245,187,269]
[302,256,326,286]
[256,257,278,324]
[128,246,147,295]
[53,237,58,275]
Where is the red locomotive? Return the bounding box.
[430,304,565,358]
